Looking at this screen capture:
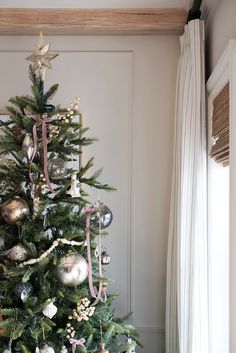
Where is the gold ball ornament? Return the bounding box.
[1,196,29,224]
[8,244,28,261]
[57,253,88,287]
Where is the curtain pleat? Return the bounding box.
[166,20,209,353]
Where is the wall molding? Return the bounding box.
[137,326,165,335]
[0,8,187,35]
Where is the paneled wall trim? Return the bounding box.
[0,8,187,35]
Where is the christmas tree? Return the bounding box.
[0,33,139,353]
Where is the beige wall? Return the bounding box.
[205,0,236,75]
[0,34,179,353]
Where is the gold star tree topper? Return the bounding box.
[26,32,59,72]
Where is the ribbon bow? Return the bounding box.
[31,114,54,193]
[69,338,86,353]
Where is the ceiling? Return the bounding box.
[0,0,193,10]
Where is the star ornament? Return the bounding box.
[26,32,59,71]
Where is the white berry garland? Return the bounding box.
[19,238,85,267]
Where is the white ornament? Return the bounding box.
[42,301,58,319]
[35,347,40,353]
[60,346,68,353]
[39,344,55,353]
[66,172,81,198]
[126,338,136,353]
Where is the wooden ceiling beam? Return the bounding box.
[0,8,187,35]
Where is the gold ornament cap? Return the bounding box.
[97,343,109,353]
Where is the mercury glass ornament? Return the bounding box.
[39,344,55,353]
[57,253,88,287]
[48,158,66,180]
[15,281,33,302]
[22,133,34,160]
[42,301,58,319]
[101,251,112,265]
[8,244,28,261]
[91,203,113,229]
[1,196,29,224]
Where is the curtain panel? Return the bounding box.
[166,20,208,353]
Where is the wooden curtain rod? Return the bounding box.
[0,8,187,35]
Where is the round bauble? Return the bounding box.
[57,253,88,287]
[1,196,29,224]
[101,251,111,265]
[15,281,33,302]
[8,244,28,261]
[91,203,113,229]
[42,301,57,319]
[39,344,55,353]
[48,158,66,180]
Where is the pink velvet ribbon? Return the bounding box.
[30,115,55,193]
[69,338,86,353]
[85,203,103,305]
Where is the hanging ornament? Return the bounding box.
[126,338,136,353]
[22,133,34,160]
[97,343,109,353]
[35,347,40,353]
[39,344,55,353]
[0,237,5,249]
[26,32,59,71]
[48,158,66,180]
[101,279,108,302]
[66,172,81,198]
[60,346,68,353]
[1,196,29,224]
[57,253,88,287]
[91,203,113,229]
[3,339,12,353]
[8,244,28,262]
[101,251,111,265]
[15,281,33,302]
[42,300,58,319]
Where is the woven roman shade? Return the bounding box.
[210,83,229,166]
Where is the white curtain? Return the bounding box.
[166,20,208,353]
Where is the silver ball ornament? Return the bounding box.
[8,244,28,261]
[48,158,66,180]
[15,281,33,302]
[39,344,55,353]
[1,196,29,224]
[101,251,112,265]
[91,203,113,229]
[57,253,88,287]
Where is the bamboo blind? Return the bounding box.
[210,83,229,166]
